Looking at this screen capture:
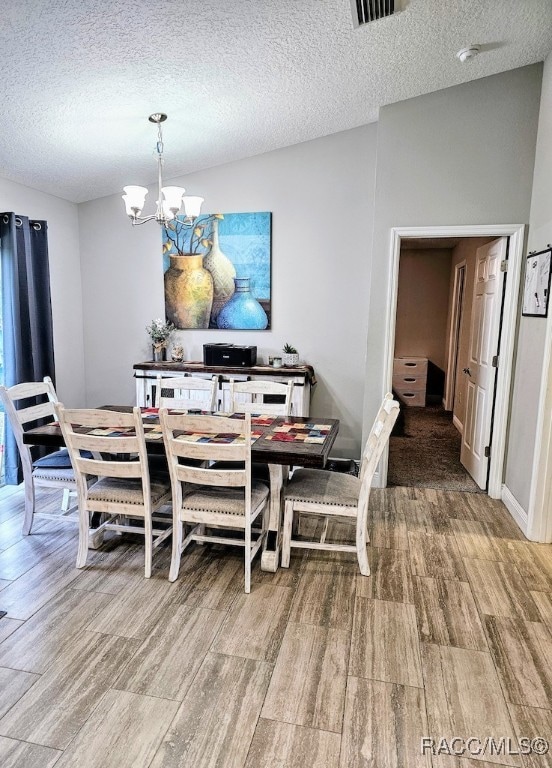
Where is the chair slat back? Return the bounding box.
[160,410,251,489]
[155,375,218,411]
[0,377,59,457]
[229,379,293,416]
[56,406,149,485]
[357,393,400,525]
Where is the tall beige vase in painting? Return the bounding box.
[164,254,214,329]
[203,218,235,323]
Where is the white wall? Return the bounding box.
[78,125,377,456]
[0,177,86,406]
[394,248,452,371]
[363,66,542,485]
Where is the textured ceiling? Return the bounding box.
[1,0,551,203]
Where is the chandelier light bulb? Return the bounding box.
[183,196,204,220]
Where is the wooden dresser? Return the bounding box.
[392,357,428,407]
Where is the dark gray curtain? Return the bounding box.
[0,212,56,484]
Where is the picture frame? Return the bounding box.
[522,247,552,318]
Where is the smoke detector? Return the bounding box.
[456,45,481,63]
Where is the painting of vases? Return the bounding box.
[163,211,271,330]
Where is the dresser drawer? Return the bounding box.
[395,390,426,407]
[393,357,428,376]
[393,374,426,392]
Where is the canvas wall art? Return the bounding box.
[522,247,552,317]
[163,211,272,330]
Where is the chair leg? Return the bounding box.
[144,514,153,579]
[61,488,71,512]
[281,499,294,568]
[245,523,252,594]
[356,520,370,577]
[22,477,36,535]
[169,521,183,582]
[76,505,90,569]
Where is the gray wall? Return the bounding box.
[78,125,377,456]
[363,66,543,484]
[507,53,552,514]
[0,176,86,406]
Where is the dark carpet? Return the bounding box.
[388,405,484,493]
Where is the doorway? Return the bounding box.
[380,225,525,499]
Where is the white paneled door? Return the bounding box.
[460,237,508,489]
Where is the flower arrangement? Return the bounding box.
[164,213,224,255]
[146,318,175,350]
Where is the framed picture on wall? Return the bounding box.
[522,247,552,318]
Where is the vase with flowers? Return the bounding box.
[146,318,175,362]
[165,213,238,329]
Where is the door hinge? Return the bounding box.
[484,446,491,458]
[492,355,499,368]
[500,260,508,272]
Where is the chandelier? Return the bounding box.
[122,113,203,227]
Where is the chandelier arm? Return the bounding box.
[130,214,159,226]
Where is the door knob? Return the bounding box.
[463,367,472,376]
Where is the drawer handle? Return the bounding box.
[404,362,416,367]
[404,378,416,382]
[403,393,415,398]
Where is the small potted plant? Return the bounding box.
[146,318,175,362]
[282,343,299,367]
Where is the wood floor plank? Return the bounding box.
[114,605,225,700]
[370,504,408,551]
[484,615,552,709]
[531,591,552,635]
[0,539,80,620]
[340,676,430,768]
[0,630,140,749]
[464,559,541,622]
[212,583,293,662]
[450,519,508,561]
[149,652,272,768]
[504,542,552,592]
[357,546,413,603]
[0,618,23,645]
[413,576,487,650]
[261,622,349,733]
[0,588,113,673]
[53,689,178,768]
[421,643,521,767]
[350,597,423,687]
[165,546,244,611]
[401,499,452,534]
[71,540,145,595]
[289,562,356,631]
[0,524,77,581]
[0,667,40,719]
[408,531,467,580]
[0,735,61,768]
[87,575,179,639]
[246,718,341,768]
[507,704,552,768]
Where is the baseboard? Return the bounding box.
[452,415,463,434]
[501,485,528,537]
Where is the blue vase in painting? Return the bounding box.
[217,277,268,329]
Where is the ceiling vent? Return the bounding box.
[351,0,403,27]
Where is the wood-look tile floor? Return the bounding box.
[0,485,551,768]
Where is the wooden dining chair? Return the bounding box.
[155,375,218,412]
[56,405,172,577]
[0,376,78,534]
[159,410,269,593]
[281,393,400,575]
[228,379,294,416]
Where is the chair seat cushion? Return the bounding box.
[182,479,269,516]
[32,448,73,469]
[284,468,361,507]
[32,466,76,483]
[87,475,171,506]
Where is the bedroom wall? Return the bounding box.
[0,176,86,406]
[78,125,377,457]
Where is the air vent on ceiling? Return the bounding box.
[352,0,401,26]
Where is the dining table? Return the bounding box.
[23,407,340,571]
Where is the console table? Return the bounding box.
[133,361,316,417]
